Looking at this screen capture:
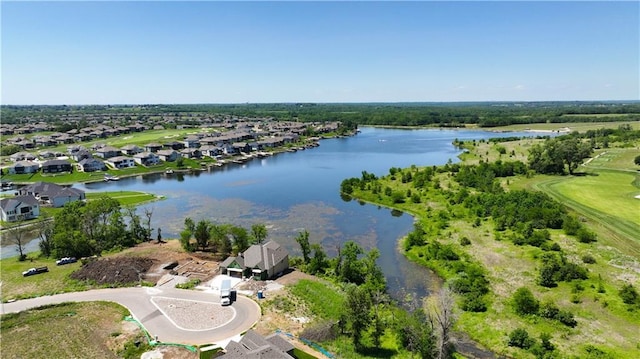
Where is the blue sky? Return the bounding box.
[1,1,638,104]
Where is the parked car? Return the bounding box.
[22,267,49,277]
[56,257,77,266]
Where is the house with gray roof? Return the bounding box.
[18,182,85,208]
[7,161,40,175]
[219,329,294,359]
[0,195,40,222]
[41,159,73,173]
[78,158,107,172]
[220,240,289,280]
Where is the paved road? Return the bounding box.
[0,286,261,345]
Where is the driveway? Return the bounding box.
[0,286,261,346]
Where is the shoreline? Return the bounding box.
[1,134,348,187]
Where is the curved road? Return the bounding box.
[0,286,261,346]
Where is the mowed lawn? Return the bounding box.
[550,171,639,225]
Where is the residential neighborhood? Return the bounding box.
[1,114,341,180]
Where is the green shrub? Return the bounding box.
[576,228,597,243]
[459,236,471,246]
[513,287,539,316]
[539,301,559,319]
[557,310,577,327]
[619,284,639,305]
[460,294,487,312]
[508,328,535,349]
[582,254,596,264]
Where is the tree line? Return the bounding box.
[3,102,639,127]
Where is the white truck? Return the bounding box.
[220,279,231,306]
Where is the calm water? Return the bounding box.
[2,127,540,301]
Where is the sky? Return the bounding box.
[1,1,638,105]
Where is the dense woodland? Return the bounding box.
[2,101,639,127]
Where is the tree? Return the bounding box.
[396,309,436,359]
[513,287,539,316]
[194,220,211,251]
[634,155,640,166]
[143,207,154,241]
[344,284,372,350]
[338,241,364,284]
[184,217,195,233]
[180,229,194,252]
[124,206,146,244]
[7,224,28,261]
[528,138,592,175]
[308,243,328,275]
[430,287,456,359]
[295,230,311,264]
[230,225,250,254]
[36,214,54,257]
[362,248,386,292]
[251,223,268,244]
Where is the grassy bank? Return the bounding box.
[0,301,155,359]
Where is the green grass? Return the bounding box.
[1,301,137,358]
[529,171,640,257]
[483,120,639,132]
[290,279,345,321]
[0,253,90,302]
[293,348,319,359]
[86,191,161,206]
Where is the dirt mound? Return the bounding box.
[71,257,155,285]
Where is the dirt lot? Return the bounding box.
[71,241,221,286]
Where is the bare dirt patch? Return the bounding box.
[70,241,221,286]
[71,257,155,285]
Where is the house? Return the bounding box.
[180,148,202,159]
[41,159,73,173]
[106,156,136,169]
[70,149,92,162]
[219,329,294,359]
[199,145,223,157]
[144,143,163,153]
[10,151,37,162]
[7,161,40,174]
[78,158,107,172]
[156,149,180,162]
[232,142,252,154]
[94,146,121,159]
[183,135,201,148]
[18,182,85,208]
[120,144,143,156]
[0,195,40,222]
[163,141,185,150]
[133,152,160,166]
[220,240,289,280]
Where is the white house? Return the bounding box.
[106,156,136,169]
[0,195,40,222]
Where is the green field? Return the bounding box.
[86,191,161,207]
[483,120,639,132]
[1,254,89,301]
[0,301,152,359]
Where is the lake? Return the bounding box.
[2,127,542,301]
